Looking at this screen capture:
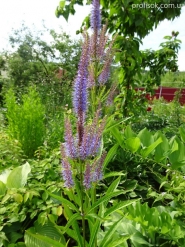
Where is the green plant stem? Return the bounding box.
[80,161,86,247]
[93,184,97,247]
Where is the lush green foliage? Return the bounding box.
[5,87,45,157]
[161,71,185,87]
[0,1,185,247]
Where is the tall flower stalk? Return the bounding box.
[60,0,116,245]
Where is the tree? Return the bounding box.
[0,24,81,109]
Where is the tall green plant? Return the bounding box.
[24,1,137,246]
[5,86,45,157]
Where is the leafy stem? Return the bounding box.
[80,160,86,247]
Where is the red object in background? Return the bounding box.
[137,87,185,106]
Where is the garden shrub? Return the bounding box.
[0,130,25,172]
[5,86,45,157]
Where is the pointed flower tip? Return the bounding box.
[73,33,89,116]
[90,0,101,30]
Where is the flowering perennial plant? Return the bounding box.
[55,1,132,246]
[61,0,116,191]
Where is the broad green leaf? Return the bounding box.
[154,132,169,162]
[140,137,162,158]
[25,228,65,247]
[124,125,136,139]
[169,137,185,168]
[125,137,140,153]
[6,162,31,189]
[34,220,66,245]
[179,125,185,143]
[138,128,154,147]
[0,169,11,183]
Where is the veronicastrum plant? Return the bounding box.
[47,0,138,246]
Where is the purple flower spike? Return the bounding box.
[61,145,74,188]
[83,164,91,189]
[64,118,77,159]
[73,32,90,118]
[97,24,108,59]
[90,0,101,31]
[79,112,106,159]
[92,152,106,183]
[61,159,74,188]
[98,56,112,84]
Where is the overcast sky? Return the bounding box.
[0,0,184,71]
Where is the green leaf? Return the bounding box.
[47,192,79,212]
[104,119,128,133]
[0,181,6,196]
[169,137,185,169]
[87,191,124,215]
[89,220,101,247]
[154,132,169,162]
[63,205,83,247]
[138,128,154,147]
[110,127,124,147]
[107,236,130,247]
[34,220,66,245]
[125,137,140,153]
[103,143,119,169]
[99,217,124,247]
[57,206,63,216]
[131,232,153,246]
[13,193,23,203]
[62,213,81,233]
[179,125,185,143]
[25,228,65,247]
[6,162,31,189]
[103,172,125,179]
[59,0,66,9]
[38,212,48,226]
[106,176,121,194]
[124,125,136,139]
[104,199,140,218]
[140,137,162,158]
